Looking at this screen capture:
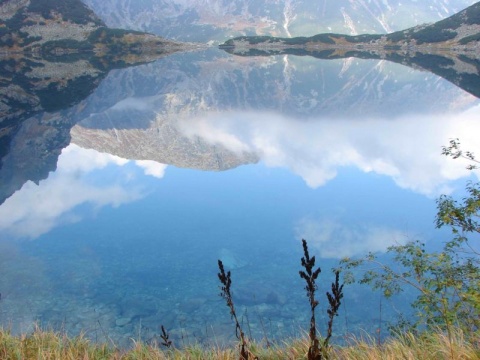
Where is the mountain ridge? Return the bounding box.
[219,2,480,52]
[81,0,477,43]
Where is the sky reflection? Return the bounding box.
[0,145,165,240]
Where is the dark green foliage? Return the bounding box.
[438,139,480,231]
[387,30,408,42]
[27,0,104,25]
[459,33,480,44]
[0,120,22,171]
[42,39,93,52]
[0,34,14,47]
[4,11,26,31]
[307,49,336,58]
[309,34,336,44]
[88,27,146,44]
[413,27,457,44]
[379,52,480,99]
[41,39,94,60]
[345,34,382,43]
[384,45,402,50]
[411,53,455,69]
[22,35,42,46]
[221,34,335,47]
[464,3,480,25]
[36,75,100,112]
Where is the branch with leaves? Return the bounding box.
[339,139,480,344]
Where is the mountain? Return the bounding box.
[70,114,259,172]
[82,0,477,42]
[0,0,199,205]
[0,0,188,55]
[220,2,480,50]
[218,3,480,98]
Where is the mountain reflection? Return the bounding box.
[220,48,480,99]
[0,50,178,205]
[1,48,479,205]
[70,49,479,195]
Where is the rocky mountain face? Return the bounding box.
[71,114,260,172]
[82,0,477,42]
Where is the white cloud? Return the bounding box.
[109,97,155,112]
[176,105,480,196]
[135,160,168,178]
[0,145,144,240]
[58,144,129,172]
[295,217,409,259]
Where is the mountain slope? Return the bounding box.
[82,0,477,42]
[220,2,480,51]
[0,0,186,54]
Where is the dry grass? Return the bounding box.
[334,328,480,360]
[0,327,479,359]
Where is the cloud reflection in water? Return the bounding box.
[295,217,409,258]
[176,105,480,196]
[0,145,165,240]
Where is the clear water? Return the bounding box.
[0,48,479,348]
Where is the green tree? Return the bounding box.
[340,139,480,341]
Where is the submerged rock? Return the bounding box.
[115,317,131,327]
[218,248,248,270]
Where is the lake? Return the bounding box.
[0,47,479,348]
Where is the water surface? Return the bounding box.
[0,48,479,347]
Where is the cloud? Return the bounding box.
[295,217,409,259]
[176,105,480,196]
[58,144,129,172]
[109,97,155,112]
[135,160,168,178]
[0,145,144,240]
